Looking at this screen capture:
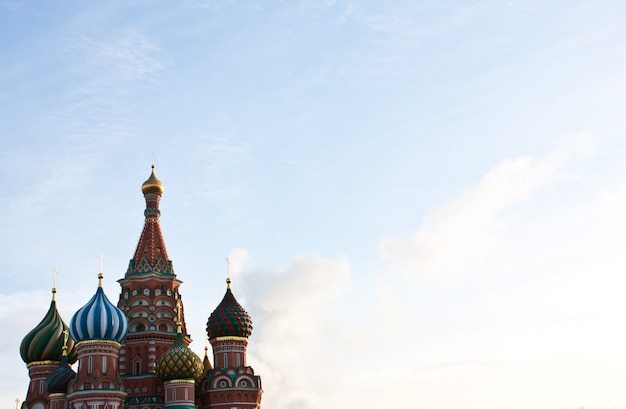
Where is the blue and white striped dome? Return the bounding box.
[69,276,128,343]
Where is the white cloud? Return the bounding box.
[216,134,626,409]
[235,253,351,409]
[379,134,594,280]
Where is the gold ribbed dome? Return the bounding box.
[142,165,164,195]
[156,329,203,381]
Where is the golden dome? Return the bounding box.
[142,165,164,195]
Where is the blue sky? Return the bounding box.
[2,1,626,408]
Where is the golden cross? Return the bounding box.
[15,398,19,409]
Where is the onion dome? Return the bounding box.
[20,289,77,364]
[142,165,164,195]
[45,335,76,394]
[206,278,253,340]
[69,274,128,343]
[156,328,203,381]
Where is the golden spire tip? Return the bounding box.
[62,329,69,356]
[52,267,58,300]
[226,257,232,289]
[175,299,183,333]
[98,254,104,287]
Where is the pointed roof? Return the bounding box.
[127,166,174,276]
[203,344,212,373]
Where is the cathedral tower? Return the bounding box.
[117,166,190,409]
[199,277,262,409]
[45,332,76,409]
[67,273,128,409]
[155,321,204,409]
[20,285,77,409]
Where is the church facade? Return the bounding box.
[19,167,262,409]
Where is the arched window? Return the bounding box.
[133,356,142,375]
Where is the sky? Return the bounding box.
[1,1,626,408]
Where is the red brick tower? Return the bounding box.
[155,321,204,409]
[199,277,262,409]
[20,286,77,409]
[117,166,191,409]
[67,273,129,409]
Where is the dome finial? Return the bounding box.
[52,267,57,301]
[61,329,69,357]
[52,267,58,301]
[98,254,104,287]
[226,257,231,289]
[175,299,183,333]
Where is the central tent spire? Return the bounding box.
[117,165,190,409]
[127,165,173,275]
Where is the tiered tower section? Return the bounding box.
[199,278,262,409]
[20,287,77,409]
[156,324,204,409]
[67,274,128,409]
[117,166,191,409]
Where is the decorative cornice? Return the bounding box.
[76,340,122,348]
[165,379,195,385]
[210,336,248,343]
[27,360,59,368]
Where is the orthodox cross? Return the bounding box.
[98,254,104,285]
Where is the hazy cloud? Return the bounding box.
[233,252,351,409]
[379,134,594,280]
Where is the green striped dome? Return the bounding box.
[156,330,203,381]
[206,286,253,340]
[20,292,77,364]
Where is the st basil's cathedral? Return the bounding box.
[18,166,263,409]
